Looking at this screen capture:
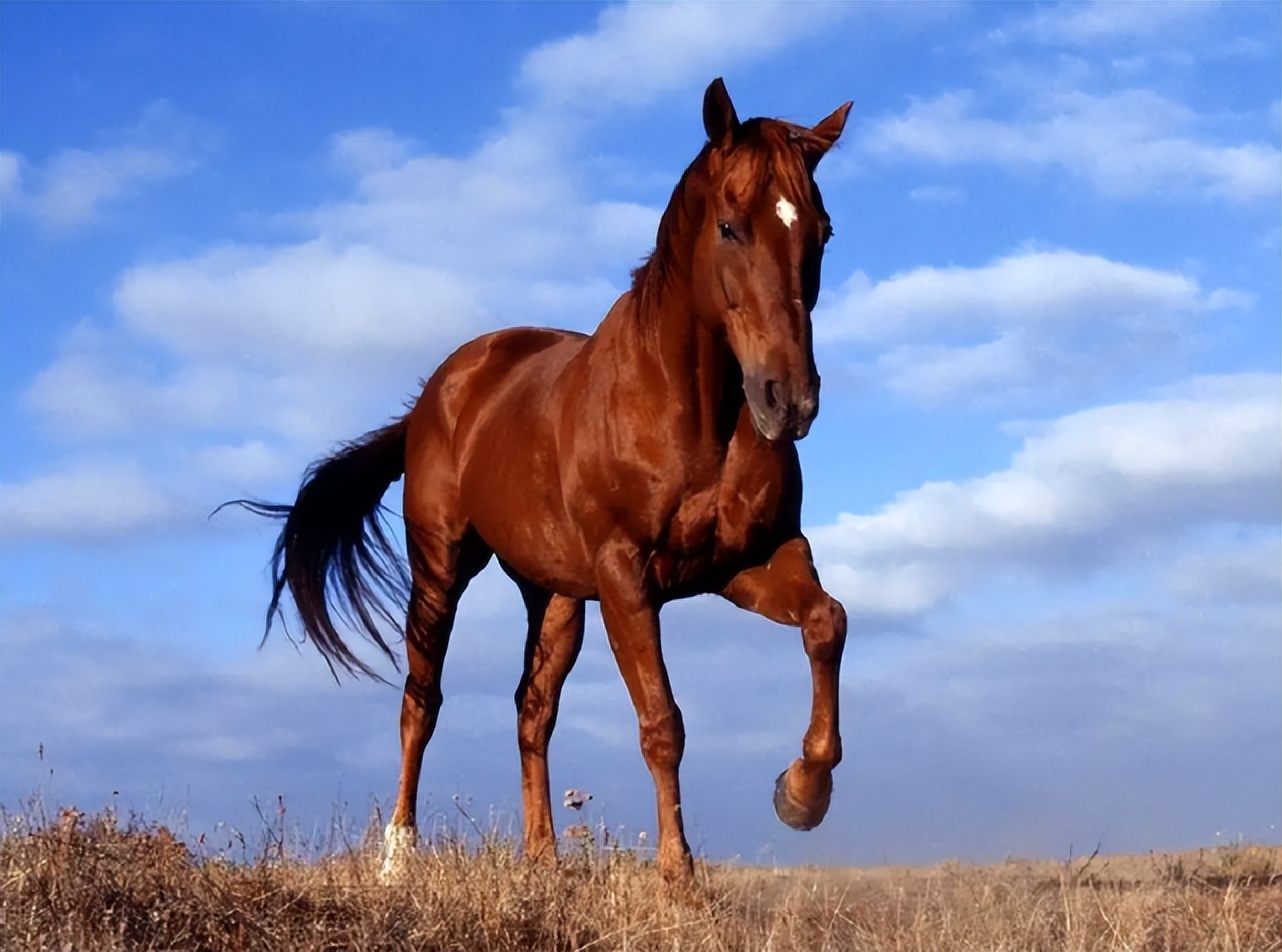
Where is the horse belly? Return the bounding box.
[464,449,597,598]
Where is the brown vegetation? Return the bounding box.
[2,805,1278,952]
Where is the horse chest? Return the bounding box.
[656,438,792,590]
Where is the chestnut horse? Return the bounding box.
[245,79,851,883]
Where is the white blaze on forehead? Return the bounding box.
[775,196,798,229]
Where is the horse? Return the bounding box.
[242,78,852,884]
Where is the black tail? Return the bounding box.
[230,419,410,680]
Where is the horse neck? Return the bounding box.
[592,161,742,434]
[600,269,740,440]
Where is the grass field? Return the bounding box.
[2,804,1278,951]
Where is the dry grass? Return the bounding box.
[2,805,1278,952]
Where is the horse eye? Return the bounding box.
[821,222,834,244]
[718,221,737,242]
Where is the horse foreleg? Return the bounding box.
[722,535,847,831]
[597,541,693,885]
[514,591,585,863]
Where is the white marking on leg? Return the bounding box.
[379,822,419,883]
[776,196,798,229]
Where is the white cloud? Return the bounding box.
[328,127,415,175]
[2,141,190,232]
[817,248,1251,402]
[310,126,654,290]
[2,145,185,230]
[0,151,21,204]
[1163,534,1282,606]
[115,241,485,367]
[875,334,1049,403]
[820,248,1234,343]
[518,1,847,108]
[2,102,206,232]
[24,347,340,446]
[810,374,1281,621]
[23,348,144,436]
[0,462,179,540]
[27,146,185,230]
[992,3,1220,48]
[194,441,292,486]
[862,88,1281,202]
[22,127,644,449]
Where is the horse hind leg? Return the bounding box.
[511,579,586,863]
[381,524,492,882]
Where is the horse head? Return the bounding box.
[690,78,851,442]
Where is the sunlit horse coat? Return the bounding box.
[246,78,852,884]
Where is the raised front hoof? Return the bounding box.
[772,761,833,831]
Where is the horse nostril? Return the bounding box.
[764,379,781,410]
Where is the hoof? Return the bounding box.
[523,838,558,867]
[379,823,419,883]
[654,837,696,888]
[772,761,832,831]
[659,854,697,895]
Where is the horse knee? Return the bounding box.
[639,706,685,771]
[802,596,847,664]
[516,689,552,756]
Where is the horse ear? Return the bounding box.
[703,77,740,148]
[809,101,853,153]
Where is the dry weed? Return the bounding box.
[1,805,1278,951]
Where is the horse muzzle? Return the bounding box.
[743,371,819,442]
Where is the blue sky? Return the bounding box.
[1,2,1278,866]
